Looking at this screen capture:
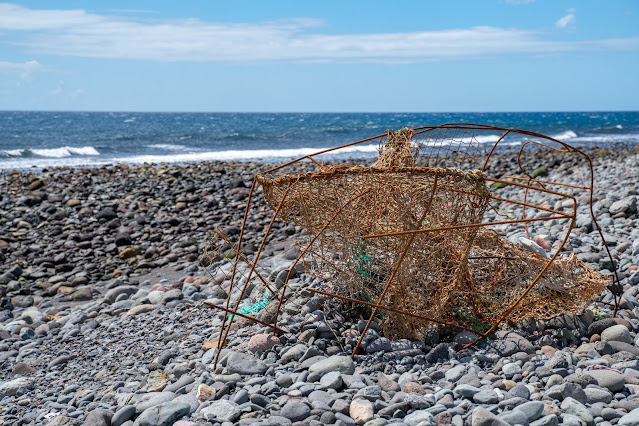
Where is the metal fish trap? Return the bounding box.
[205,123,618,361]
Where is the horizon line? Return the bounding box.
[1,109,638,114]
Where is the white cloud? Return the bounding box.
[0,59,41,79]
[556,11,576,29]
[0,3,636,64]
[104,9,160,15]
[51,80,64,95]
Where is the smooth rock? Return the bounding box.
[560,397,594,426]
[403,409,436,426]
[125,305,154,317]
[133,401,190,426]
[473,389,499,405]
[280,401,311,422]
[472,406,510,426]
[445,365,468,382]
[350,399,374,425]
[248,334,280,353]
[111,405,136,426]
[0,377,33,397]
[83,410,112,426]
[226,351,267,375]
[587,369,625,392]
[545,383,587,404]
[619,407,639,425]
[498,409,529,426]
[530,415,559,426]
[584,387,613,404]
[515,401,545,422]
[308,355,355,377]
[320,371,343,389]
[601,324,633,344]
[588,318,617,337]
[200,400,241,422]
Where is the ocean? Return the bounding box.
[1,111,638,170]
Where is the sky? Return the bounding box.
[0,1,638,112]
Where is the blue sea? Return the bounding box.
[1,111,638,170]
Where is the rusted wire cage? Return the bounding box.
[204,123,619,363]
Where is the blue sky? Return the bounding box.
[0,1,637,112]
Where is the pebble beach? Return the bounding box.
[3,146,639,426]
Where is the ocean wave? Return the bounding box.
[473,134,502,144]
[221,132,260,141]
[0,146,100,158]
[115,144,380,164]
[551,130,577,140]
[146,144,188,151]
[572,133,639,143]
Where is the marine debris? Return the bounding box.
[203,123,619,365]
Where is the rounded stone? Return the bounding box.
[350,398,374,425]
[308,355,355,377]
[601,324,633,344]
[280,401,311,422]
[247,333,280,353]
[587,369,625,393]
[402,381,425,394]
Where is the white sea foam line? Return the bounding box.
[473,134,502,144]
[0,157,110,170]
[572,134,639,143]
[551,130,577,140]
[30,146,100,158]
[114,145,380,164]
[146,144,188,150]
[1,149,23,156]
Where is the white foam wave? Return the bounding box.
[146,144,188,151]
[473,134,502,144]
[2,149,23,156]
[0,157,110,170]
[31,146,100,158]
[572,133,639,143]
[115,144,380,164]
[551,130,577,140]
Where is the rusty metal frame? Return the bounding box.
[204,123,619,362]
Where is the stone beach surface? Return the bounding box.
[2,147,639,425]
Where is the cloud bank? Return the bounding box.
[0,59,41,79]
[1,3,638,63]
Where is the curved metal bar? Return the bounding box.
[352,172,440,357]
[215,176,258,365]
[214,181,292,365]
[271,188,374,336]
[462,192,579,349]
[212,229,280,300]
